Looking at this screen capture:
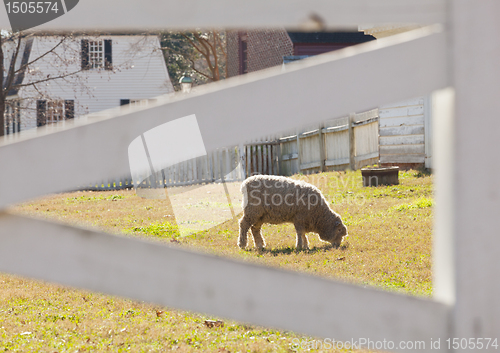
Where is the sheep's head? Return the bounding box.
[321,218,348,248]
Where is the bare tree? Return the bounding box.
[161,30,226,90]
[0,31,90,136]
[0,30,148,136]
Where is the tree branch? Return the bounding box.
[193,33,214,69]
[14,37,66,75]
[214,30,227,62]
[214,31,227,79]
[182,32,218,81]
[31,83,45,97]
[181,33,207,60]
[13,68,84,89]
[210,30,220,80]
[192,32,217,79]
[187,58,212,80]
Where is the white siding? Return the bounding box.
[379,97,428,165]
[17,35,174,130]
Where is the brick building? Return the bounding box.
[227,29,376,77]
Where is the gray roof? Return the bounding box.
[287,31,376,44]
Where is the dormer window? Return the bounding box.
[81,39,112,70]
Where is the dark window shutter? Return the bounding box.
[64,100,75,119]
[5,106,9,135]
[104,39,112,70]
[4,106,10,135]
[120,99,130,106]
[36,100,47,127]
[16,101,20,133]
[81,39,90,70]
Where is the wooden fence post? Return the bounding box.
[238,143,246,180]
[247,145,251,177]
[349,113,356,170]
[296,132,301,174]
[319,123,325,172]
[276,138,282,176]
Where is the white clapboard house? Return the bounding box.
[3,34,174,135]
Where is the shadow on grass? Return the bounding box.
[249,242,349,256]
[414,168,432,178]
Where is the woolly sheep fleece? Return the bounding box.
[238,175,347,250]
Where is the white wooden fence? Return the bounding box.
[242,141,280,177]
[82,110,379,190]
[79,147,243,191]
[1,1,498,352]
[279,109,379,175]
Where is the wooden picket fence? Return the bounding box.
[279,109,379,176]
[79,147,243,191]
[81,110,379,191]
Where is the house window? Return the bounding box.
[120,99,157,107]
[36,100,75,127]
[46,101,64,124]
[4,100,21,135]
[89,40,104,69]
[81,39,112,70]
[130,99,156,107]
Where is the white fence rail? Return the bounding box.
[0,211,449,347]
[6,0,447,31]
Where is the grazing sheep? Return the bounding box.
[238,175,347,250]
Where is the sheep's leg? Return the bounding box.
[238,216,252,249]
[251,222,266,249]
[294,224,309,250]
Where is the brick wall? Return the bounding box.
[226,31,240,78]
[227,29,293,77]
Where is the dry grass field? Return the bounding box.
[0,169,433,352]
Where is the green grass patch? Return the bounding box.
[66,194,125,202]
[124,221,180,239]
[7,169,434,352]
[391,197,433,211]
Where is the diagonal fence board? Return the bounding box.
[0,0,447,31]
[0,28,448,209]
[0,212,450,349]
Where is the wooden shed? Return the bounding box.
[378,97,432,169]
